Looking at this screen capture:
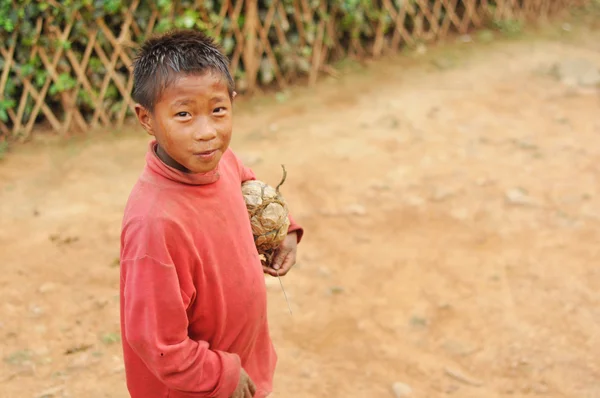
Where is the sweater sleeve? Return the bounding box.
[235,153,304,244]
[121,218,241,397]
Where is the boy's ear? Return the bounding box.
[232,91,237,101]
[135,104,154,136]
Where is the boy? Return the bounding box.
[119,29,303,398]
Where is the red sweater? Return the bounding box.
[119,140,303,398]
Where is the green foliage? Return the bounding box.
[100,332,121,345]
[0,99,15,123]
[0,140,8,160]
[492,18,524,37]
[0,0,583,140]
[49,74,77,96]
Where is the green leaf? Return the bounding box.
[0,99,16,108]
[100,332,121,345]
[0,141,9,160]
[49,73,77,95]
[175,10,200,29]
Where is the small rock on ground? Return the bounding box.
[392,381,413,397]
[35,385,64,398]
[505,188,535,206]
[38,283,56,294]
[552,58,600,87]
[345,204,367,216]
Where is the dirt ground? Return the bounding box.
[1,16,600,398]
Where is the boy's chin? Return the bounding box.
[186,157,222,174]
[189,166,218,174]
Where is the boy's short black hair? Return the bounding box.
[131,29,235,111]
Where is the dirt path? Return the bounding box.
[1,19,600,398]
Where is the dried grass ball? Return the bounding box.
[242,166,291,263]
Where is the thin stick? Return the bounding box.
[275,164,287,192]
[276,269,293,316]
[272,164,291,315]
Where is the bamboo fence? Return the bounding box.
[0,0,588,140]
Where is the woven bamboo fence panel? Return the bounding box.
[0,0,588,140]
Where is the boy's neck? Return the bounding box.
[146,140,221,186]
[155,144,189,173]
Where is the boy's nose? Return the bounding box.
[193,119,218,141]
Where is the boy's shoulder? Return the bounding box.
[221,147,245,173]
[222,147,256,181]
[120,182,189,259]
[122,147,246,220]
[122,184,169,229]
[121,174,182,234]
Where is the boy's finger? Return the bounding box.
[276,252,296,276]
[248,377,257,395]
[271,248,287,270]
[262,266,279,277]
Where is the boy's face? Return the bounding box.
[135,71,234,174]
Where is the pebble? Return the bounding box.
[38,283,56,294]
[391,381,413,397]
[505,188,535,206]
[553,58,600,87]
[36,386,64,398]
[432,186,457,202]
[345,204,367,216]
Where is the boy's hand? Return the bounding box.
[231,368,256,398]
[264,231,297,277]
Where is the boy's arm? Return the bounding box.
[236,155,304,243]
[121,219,241,397]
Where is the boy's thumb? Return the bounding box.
[271,249,286,270]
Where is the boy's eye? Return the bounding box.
[213,107,226,114]
[175,112,190,118]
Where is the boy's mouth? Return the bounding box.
[193,149,218,159]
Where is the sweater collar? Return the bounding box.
[145,140,221,185]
